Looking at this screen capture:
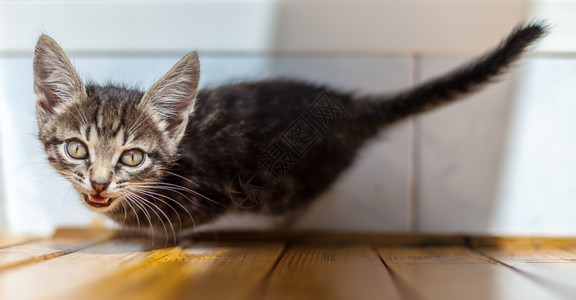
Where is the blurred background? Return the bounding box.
[0,0,575,236]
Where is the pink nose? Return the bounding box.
[91,181,109,193]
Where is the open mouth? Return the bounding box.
[83,194,112,208]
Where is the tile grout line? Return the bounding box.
[0,152,6,233]
[409,53,422,232]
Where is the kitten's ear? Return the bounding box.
[140,52,200,140]
[33,35,86,123]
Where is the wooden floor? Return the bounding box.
[2,229,576,300]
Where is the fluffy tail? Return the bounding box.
[360,22,548,125]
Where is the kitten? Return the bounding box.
[34,23,546,237]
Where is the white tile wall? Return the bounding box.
[280,58,413,231]
[0,1,529,54]
[0,57,93,235]
[416,58,520,234]
[493,58,576,235]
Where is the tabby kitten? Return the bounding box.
[34,23,546,237]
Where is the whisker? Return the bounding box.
[164,171,201,187]
[133,186,197,239]
[129,187,185,235]
[119,199,128,224]
[133,180,223,207]
[132,187,196,218]
[130,183,203,207]
[125,194,155,243]
[123,184,198,240]
[120,193,141,229]
[129,193,175,242]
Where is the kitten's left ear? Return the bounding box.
[33,35,86,123]
[140,52,200,141]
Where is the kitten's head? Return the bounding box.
[33,35,200,214]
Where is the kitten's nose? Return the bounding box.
[91,180,109,193]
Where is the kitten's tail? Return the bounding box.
[360,21,548,125]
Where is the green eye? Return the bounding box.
[65,140,89,160]
[120,149,144,167]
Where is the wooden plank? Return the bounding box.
[479,247,576,263]
[264,244,401,300]
[191,230,466,247]
[470,236,576,250]
[378,246,567,300]
[0,235,38,248]
[177,243,285,300]
[61,242,285,300]
[380,246,489,264]
[52,226,115,239]
[6,230,576,300]
[0,239,151,300]
[0,234,110,271]
[478,246,576,298]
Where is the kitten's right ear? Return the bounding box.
[34,35,86,122]
[140,52,200,142]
